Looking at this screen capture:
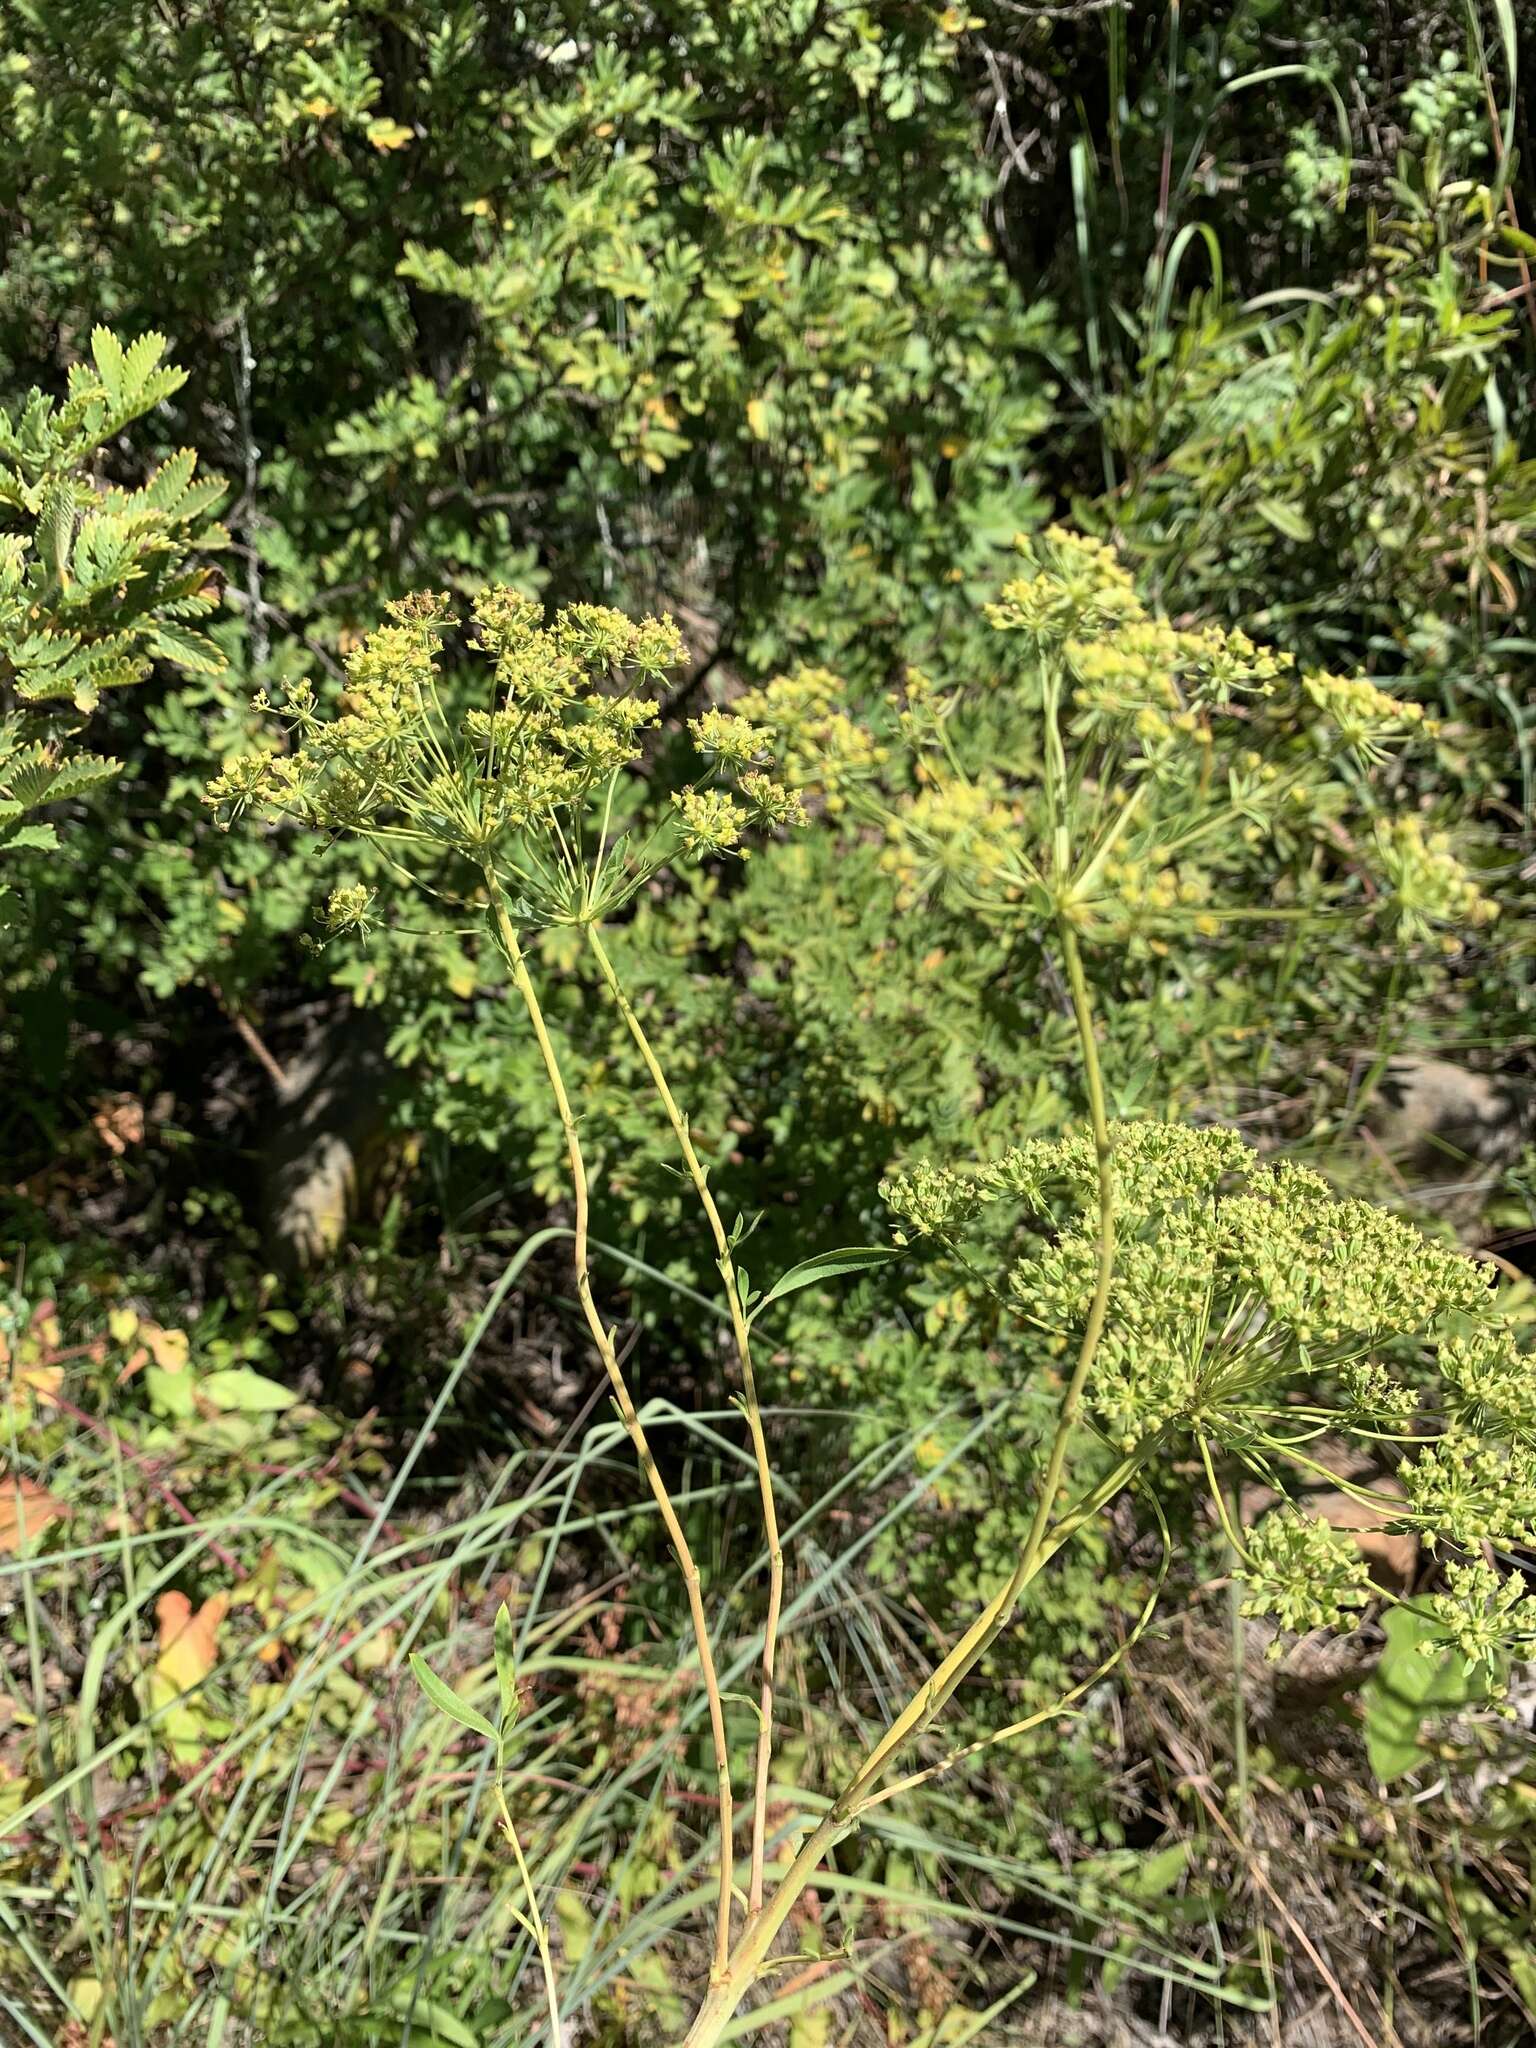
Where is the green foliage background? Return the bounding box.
[4,2,1536,2042]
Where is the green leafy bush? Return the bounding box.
[191,544,1536,2041]
[0,1,1056,682]
[4,7,1536,2039]
[0,327,225,913]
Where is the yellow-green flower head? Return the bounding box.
[387,589,457,630]
[1304,670,1424,763]
[559,716,642,780]
[1066,622,1183,716]
[319,881,376,940]
[985,525,1143,646]
[205,747,293,818]
[738,771,807,830]
[551,602,686,682]
[471,587,542,658]
[602,694,662,736]
[303,761,389,833]
[889,1121,1533,1672]
[882,773,1025,907]
[734,664,887,809]
[490,638,583,710]
[1371,814,1497,941]
[1175,624,1291,700]
[630,614,690,677]
[1439,1325,1536,1441]
[1337,1357,1418,1428]
[690,708,766,770]
[672,785,748,859]
[206,590,770,921]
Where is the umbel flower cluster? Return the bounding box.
[883,1122,1536,1677]
[743,525,1495,952]
[206,591,805,930]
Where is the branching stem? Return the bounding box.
[586,923,785,1917]
[485,875,736,1978]
[677,694,1126,2044]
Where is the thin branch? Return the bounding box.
[587,922,784,1920]
[486,879,736,1979]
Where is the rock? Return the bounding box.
[261,1007,396,1273]
[1361,1054,1532,1233]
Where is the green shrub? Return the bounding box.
[194,553,1536,2044]
[0,328,225,917]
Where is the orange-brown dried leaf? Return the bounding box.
[155,1590,230,1690]
[0,1476,68,1554]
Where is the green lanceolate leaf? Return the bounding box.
[408,1653,499,1745]
[1253,497,1313,544]
[493,1601,519,1733]
[747,1244,904,1324]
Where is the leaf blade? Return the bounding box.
[409,1653,499,1745]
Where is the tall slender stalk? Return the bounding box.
[586,922,785,1916]
[492,1776,563,2047]
[677,696,1124,2044]
[677,1455,1143,2048]
[484,874,737,1978]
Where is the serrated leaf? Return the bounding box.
[41,754,120,803]
[120,330,173,402]
[91,327,126,402]
[3,822,59,852]
[141,446,198,511]
[409,1653,499,1745]
[40,480,76,585]
[149,622,226,675]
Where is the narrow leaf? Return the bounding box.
[493,1601,519,1732]
[1253,496,1313,543]
[409,1653,499,1745]
[748,1244,903,1322]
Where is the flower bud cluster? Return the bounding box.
[1422,1558,1536,1683]
[1238,1509,1372,1636]
[208,591,805,928]
[733,664,889,811]
[884,1119,1536,1673]
[1370,814,1497,945]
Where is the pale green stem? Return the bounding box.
[1196,1428,1253,1564]
[484,874,736,1979]
[493,1771,562,2047]
[586,921,785,1917]
[678,681,1126,2043]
